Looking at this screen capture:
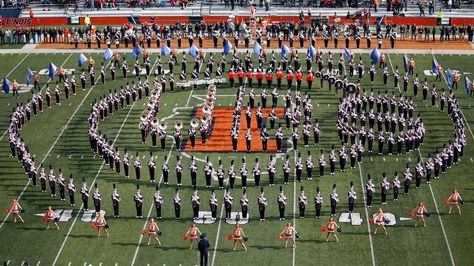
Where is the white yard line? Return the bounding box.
[0,53,73,229]
[292,150,296,266]
[417,151,455,266]
[52,101,136,266]
[130,142,175,266]
[357,165,376,266]
[5,53,30,78]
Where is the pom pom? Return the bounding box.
[182,234,188,240]
[91,223,97,229]
[319,226,326,232]
[141,229,147,235]
[5,208,10,214]
[226,234,232,240]
[369,218,374,224]
[278,234,283,239]
[337,228,342,233]
[409,210,415,217]
[41,216,46,221]
[443,199,450,205]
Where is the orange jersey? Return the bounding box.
[296,72,303,81]
[246,72,254,79]
[276,70,284,79]
[306,73,314,81]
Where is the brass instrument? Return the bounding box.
[159,121,168,131]
[190,118,200,128]
[175,120,183,130]
[152,118,159,128]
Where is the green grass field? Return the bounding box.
[0,49,473,266]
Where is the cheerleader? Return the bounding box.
[8,199,24,223]
[373,208,388,235]
[413,202,428,227]
[280,222,297,248]
[185,224,202,250]
[146,218,161,246]
[44,206,59,230]
[231,223,248,251]
[95,210,109,237]
[447,189,463,215]
[325,217,340,242]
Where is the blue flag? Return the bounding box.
[78,53,87,67]
[344,48,351,62]
[370,48,381,64]
[161,45,171,56]
[445,69,453,88]
[132,45,142,58]
[465,75,472,95]
[26,67,33,86]
[189,44,198,58]
[48,62,57,80]
[432,59,439,75]
[403,54,409,73]
[2,77,10,93]
[103,48,113,61]
[281,44,290,57]
[307,45,316,61]
[223,40,232,55]
[253,41,261,55]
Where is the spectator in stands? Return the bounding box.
[417,0,425,17]
[428,0,435,15]
[447,0,452,11]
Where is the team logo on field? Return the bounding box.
[80,210,107,223]
[33,209,73,222]
[38,69,75,76]
[193,211,216,224]
[225,212,249,225]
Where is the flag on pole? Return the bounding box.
[281,44,290,57]
[2,77,10,93]
[132,45,142,58]
[253,41,261,55]
[26,67,33,86]
[78,53,87,67]
[223,40,232,55]
[189,44,198,58]
[161,45,171,56]
[103,48,113,61]
[307,45,316,61]
[432,59,439,75]
[48,62,57,80]
[344,48,351,62]
[465,75,472,95]
[403,54,409,73]
[445,69,453,88]
[370,48,381,64]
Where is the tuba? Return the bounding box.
[140,114,147,122]
[202,105,211,115]
[159,120,168,131]
[190,118,200,128]
[175,120,183,130]
[201,114,209,124]
[151,118,159,128]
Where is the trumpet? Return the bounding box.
[175,120,183,130]
[190,118,200,128]
[159,121,168,131]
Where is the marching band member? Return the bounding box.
[314,187,323,219]
[134,153,142,181]
[67,177,76,207]
[229,160,237,189]
[146,218,161,246]
[185,223,202,250]
[240,158,248,189]
[447,189,463,214]
[217,159,225,189]
[159,124,167,151]
[190,156,198,187]
[191,189,200,220]
[93,183,102,213]
[258,187,268,221]
[240,189,249,219]
[176,156,183,186]
[81,178,90,211]
[295,152,303,182]
[111,183,121,218]
[283,154,291,185]
[134,185,144,219]
[152,185,164,219]
[299,187,308,219]
[319,149,326,177]
[280,222,297,248]
[253,158,261,188]
[325,217,340,242]
[48,165,56,197]
[231,223,248,252]
[348,182,357,213]
[174,188,182,220]
[413,202,428,227]
[224,188,233,219]
[330,184,339,217]
[403,164,412,195]
[306,151,314,180]
[373,208,388,235]
[162,156,169,185]
[392,172,401,201]
[365,175,375,208]
[209,190,218,221]
[44,206,59,230]
[277,186,287,221]
[95,210,109,237]
[148,153,156,183]
[381,173,390,205]
[57,170,66,201]
[204,157,213,188]
[8,199,24,223]
[267,156,276,186]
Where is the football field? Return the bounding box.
[0,49,474,266]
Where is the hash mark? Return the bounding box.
[470,158,473,162]
[408,157,411,161]
[69,103,72,106]
[56,154,60,158]
[370,157,373,161]
[68,155,72,159]
[81,154,84,159]
[383,157,386,161]
[396,158,399,161]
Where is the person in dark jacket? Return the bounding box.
[198,233,210,266]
